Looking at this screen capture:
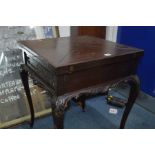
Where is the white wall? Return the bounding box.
[106,26,118,42]
[59,26,70,37]
[34,26,45,39]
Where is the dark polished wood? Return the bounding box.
[120,76,140,129]
[18,36,143,129]
[19,64,34,127]
[77,95,86,112]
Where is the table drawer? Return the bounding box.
[61,60,137,94]
[26,53,57,90]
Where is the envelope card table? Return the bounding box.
[18,36,143,129]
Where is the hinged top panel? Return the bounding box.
[19,36,143,74]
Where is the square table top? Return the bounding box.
[19,36,143,68]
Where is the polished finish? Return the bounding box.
[19,36,143,69]
[19,36,143,129]
[20,65,34,127]
[120,76,140,128]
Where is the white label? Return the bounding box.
[104,53,112,56]
[109,108,118,114]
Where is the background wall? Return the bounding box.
[106,26,118,42]
[117,26,155,97]
[59,26,70,37]
[57,26,118,42]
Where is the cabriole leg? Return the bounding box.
[51,98,65,129]
[120,75,140,129]
[20,65,35,128]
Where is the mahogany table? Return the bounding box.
[18,36,143,129]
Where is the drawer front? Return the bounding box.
[26,52,57,91]
[61,60,138,94]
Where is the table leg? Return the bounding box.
[51,99,65,129]
[20,65,35,128]
[120,75,140,129]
